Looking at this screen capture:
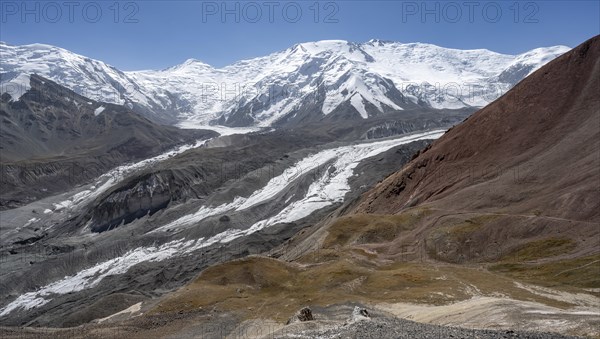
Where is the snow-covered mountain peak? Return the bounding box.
[366,39,392,46]
[181,58,212,67]
[285,40,375,63]
[1,40,571,127]
[293,40,349,53]
[1,43,127,102]
[163,58,215,75]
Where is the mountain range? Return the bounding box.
[0,35,597,339]
[1,40,569,127]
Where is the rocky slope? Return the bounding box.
[1,40,569,127]
[346,34,600,264]
[0,125,444,328]
[0,75,216,209]
[353,37,599,221]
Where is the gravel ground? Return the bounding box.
[275,317,583,339]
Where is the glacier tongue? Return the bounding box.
[0,130,445,316]
[155,130,445,233]
[247,130,446,227]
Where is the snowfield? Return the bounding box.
[0,41,570,126]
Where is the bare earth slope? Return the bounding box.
[354,36,600,223]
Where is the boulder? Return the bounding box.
[350,306,370,322]
[286,307,314,324]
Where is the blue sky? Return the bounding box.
[1,1,598,70]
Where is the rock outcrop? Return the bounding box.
[350,307,371,322]
[286,307,314,324]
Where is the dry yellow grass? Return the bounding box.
[323,209,430,248]
[491,254,600,289]
[151,211,596,323]
[152,253,584,321]
[500,237,577,262]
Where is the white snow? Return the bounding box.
[0,228,258,315]
[0,239,196,316]
[52,200,73,211]
[23,218,39,228]
[155,130,445,233]
[97,302,142,323]
[49,139,211,215]
[1,73,30,101]
[350,93,369,119]
[152,146,343,232]
[0,41,570,125]
[176,121,261,136]
[43,123,259,218]
[242,130,445,228]
[94,106,105,116]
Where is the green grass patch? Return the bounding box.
[324,208,431,248]
[490,254,600,288]
[502,237,577,262]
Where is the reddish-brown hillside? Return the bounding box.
[355,36,600,225]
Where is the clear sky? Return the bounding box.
[1,0,598,70]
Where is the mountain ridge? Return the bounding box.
[1,40,570,127]
[0,74,217,209]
